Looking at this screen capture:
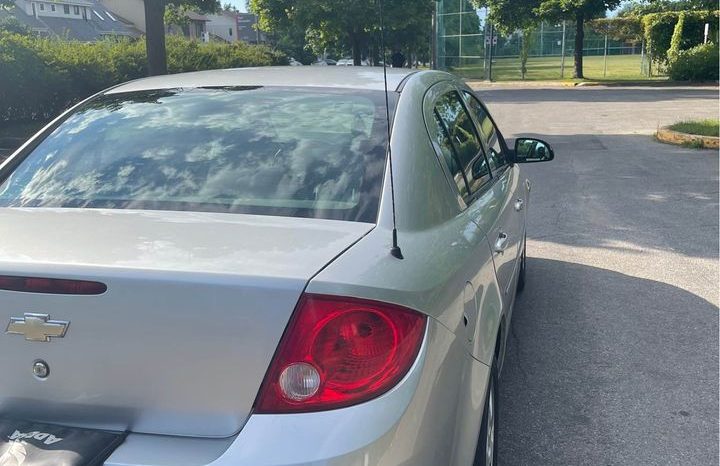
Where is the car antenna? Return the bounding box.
[379,0,403,260]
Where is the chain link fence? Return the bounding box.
[436,0,652,80]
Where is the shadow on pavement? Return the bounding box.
[499,258,719,466]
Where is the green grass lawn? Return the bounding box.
[452,54,661,82]
[669,119,720,137]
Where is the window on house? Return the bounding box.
[50,4,55,12]
[63,5,70,14]
[229,28,233,36]
[39,3,44,11]
[74,6,79,14]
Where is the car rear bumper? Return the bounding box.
[104,319,490,466]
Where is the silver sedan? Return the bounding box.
[0,67,553,466]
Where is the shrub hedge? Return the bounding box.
[642,10,719,64]
[0,33,286,122]
[666,12,685,62]
[667,43,719,81]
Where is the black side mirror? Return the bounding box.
[513,138,554,163]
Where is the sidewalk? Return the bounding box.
[465,78,719,89]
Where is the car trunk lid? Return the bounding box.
[0,208,372,437]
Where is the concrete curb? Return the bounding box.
[465,79,719,90]
[655,127,719,149]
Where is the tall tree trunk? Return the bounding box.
[573,11,584,79]
[351,32,362,66]
[144,0,167,76]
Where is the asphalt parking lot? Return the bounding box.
[473,86,719,465]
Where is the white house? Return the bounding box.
[1,0,140,40]
[205,11,238,43]
[16,0,92,20]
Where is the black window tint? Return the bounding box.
[0,87,393,223]
[464,92,507,173]
[435,91,491,196]
[430,111,469,200]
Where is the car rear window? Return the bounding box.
[0,87,394,223]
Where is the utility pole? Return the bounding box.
[640,38,645,76]
[487,22,495,81]
[603,31,608,78]
[560,20,566,78]
[431,1,438,69]
[459,3,463,64]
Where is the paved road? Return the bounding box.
[473,86,719,465]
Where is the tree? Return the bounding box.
[588,17,643,44]
[481,0,621,79]
[519,27,535,79]
[250,0,432,66]
[618,0,716,17]
[385,0,434,66]
[0,0,13,8]
[536,0,622,79]
[142,0,220,76]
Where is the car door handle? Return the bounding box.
[494,232,509,254]
[514,198,524,211]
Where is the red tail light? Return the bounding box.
[0,275,106,295]
[254,294,427,413]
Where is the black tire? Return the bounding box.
[473,359,499,466]
[516,234,527,293]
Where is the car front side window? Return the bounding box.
[433,91,492,200]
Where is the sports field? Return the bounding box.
[452,54,661,81]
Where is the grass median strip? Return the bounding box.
[668,119,719,137]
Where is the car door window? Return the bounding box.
[433,91,491,198]
[430,112,470,200]
[463,92,508,174]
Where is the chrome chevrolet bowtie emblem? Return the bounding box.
[6,313,69,342]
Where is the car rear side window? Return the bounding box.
[0,87,394,223]
[463,91,508,173]
[430,112,469,200]
[432,91,491,200]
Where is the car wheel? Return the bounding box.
[473,359,499,466]
[516,234,526,293]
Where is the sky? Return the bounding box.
[224,0,248,12]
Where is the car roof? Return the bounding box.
[106,66,423,94]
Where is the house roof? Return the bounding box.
[185,11,209,22]
[0,7,45,30]
[0,1,140,41]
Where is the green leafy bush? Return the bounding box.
[667,43,719,81]
[667,12,685,62]
[0,32,286,122]
[642,10,719,64]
